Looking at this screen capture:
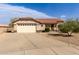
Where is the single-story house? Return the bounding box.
[10,17,63,33]
[0,24,8,33]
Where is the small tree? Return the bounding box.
[58,19,79,36]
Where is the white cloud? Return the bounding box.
[0,4,55,24]
[0,4,52,18]
[60,15,66,18]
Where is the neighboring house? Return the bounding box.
[10,17,63,33]
[0,24,8,33]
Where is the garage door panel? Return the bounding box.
[17,26,36,33]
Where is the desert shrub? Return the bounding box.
[42,27,50,32]
[58,19,79,36]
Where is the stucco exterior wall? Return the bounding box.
[13,24,17,31]
[36,24,45,31]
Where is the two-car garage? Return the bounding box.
[17,24,36,33]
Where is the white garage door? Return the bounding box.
[17,24,36,33]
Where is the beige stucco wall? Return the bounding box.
[13,24,17,31]
[53,22,63,31]
[36,24,45,31]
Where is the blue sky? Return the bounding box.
[9,3,79,18]
[0,3,79,24]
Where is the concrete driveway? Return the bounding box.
[0,33,79,55]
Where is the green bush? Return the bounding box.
[42,28,50,32]
[73,25,79,33]
[58,19,79,36]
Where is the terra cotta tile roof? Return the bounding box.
[12,17,64,24]
[34,18,64,24]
